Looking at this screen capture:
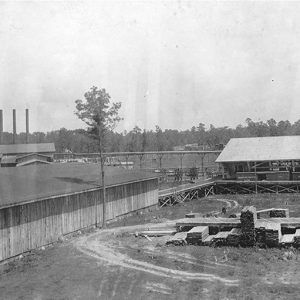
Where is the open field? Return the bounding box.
[1,193,300,299]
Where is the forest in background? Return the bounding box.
[1,118,300,153]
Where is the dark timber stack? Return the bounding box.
[166,232,188,246]
[240,206,257,247]
[264,222,281,247]
[255,227,266,247]
[212,231,230,245]
[227,228,241,246]
[186,226,209,245]
[270,209,288,218]
[294,229,300,247]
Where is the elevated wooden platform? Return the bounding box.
[158,179,300,207]
[158,179,215,207]
[215,180,300,194]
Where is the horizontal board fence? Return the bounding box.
[0,178,158,261]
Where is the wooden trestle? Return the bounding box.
[215,180,300,194]
[158,180,215,207]
[158,180,300,207]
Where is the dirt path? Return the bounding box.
[75,197,240,287]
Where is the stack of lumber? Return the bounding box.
[265,222,281,247]
[202,235,215,246]
[137,229,177,237]
[256,221,281,247]
[186,226,209,245]
[280,234,295,245]
[209,226,220,235]
[212,231,230,245]
[270,209,289,218]
[166,232,187,246]
[255,227,266,247]
[240,206,257,247]
[294,229,300,247]
[175,217,241,228]
[227,228,241,246]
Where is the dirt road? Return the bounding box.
[0,194,300,299]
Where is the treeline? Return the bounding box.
[2,118,300,153]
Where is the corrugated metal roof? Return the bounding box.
[0,143,55,155]
[216,136,300,163]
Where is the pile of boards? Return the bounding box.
[166,232,187,246]
[136,206,300,248]
[212,231,230,245]
[270,209,288,218]
[186,226,209,245]
[256,221,281,247]
[294,229,300,247]
[227,228,241,246]
[240,206,257,247]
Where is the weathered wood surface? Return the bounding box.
[0,178,158,261]
[176,218,241,228]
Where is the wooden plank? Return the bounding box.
[176,217,241,228]
[280,234,295,244]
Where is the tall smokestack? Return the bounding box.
[0,110,3,145]
[13,109,16,144]
[26,109,29,144]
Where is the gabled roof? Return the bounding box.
[216,136,300,163]
[0,143,55,155]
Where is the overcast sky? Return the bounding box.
[1,1,300,133]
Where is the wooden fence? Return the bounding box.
[0,178,158,261]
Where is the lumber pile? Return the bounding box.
[256,221,281,247]
[176,217,241,228]
[202,235,215,246]
[240,206,257,247]
[265,223,281,247]
[270,209,289,218]
[209,226,220,235]
[166,232,187,246]
[137,230,177,237]
[212,231,230,245]
[280,234,295,245]
[227,228,241,246]
[294,229,300,247]
[255,227,266,247]
[186,226,209,245]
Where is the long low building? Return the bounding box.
[216,136,300,181]
[0,163,158,261]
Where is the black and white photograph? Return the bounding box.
[1,1,300,299]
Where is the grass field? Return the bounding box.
[0,193,300,299]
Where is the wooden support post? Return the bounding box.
[125,155,129,169]
[138,154,144,169]
[157,153,163,170]
[255,162,258,194]
[201,154,205,177]
[179,153,184,171]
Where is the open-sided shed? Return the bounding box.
[216,136,300,181]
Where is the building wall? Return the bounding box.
[0,178,158,261]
